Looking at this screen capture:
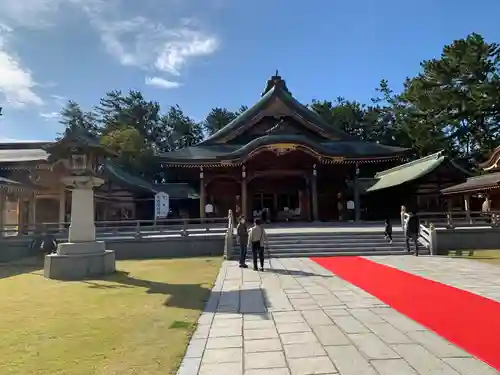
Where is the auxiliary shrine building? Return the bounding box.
[160,73,410,221]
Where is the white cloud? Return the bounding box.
[0,25,43,107]
[145,76,182,89]
[40,111,60,119]
[94,16,219,77]
[0,0,220,88]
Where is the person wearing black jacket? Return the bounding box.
[236,216,249,268]
[405,211,420,256]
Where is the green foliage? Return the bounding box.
[59,100,98,137]
[100,126,154,170]
[202,105,248,136]
[399,33,500,161]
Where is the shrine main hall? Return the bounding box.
[159,73,410,222]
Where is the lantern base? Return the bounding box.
[44,242,115,280]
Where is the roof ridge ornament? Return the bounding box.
[261,70,291,96]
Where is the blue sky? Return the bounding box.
[0,0,499,141]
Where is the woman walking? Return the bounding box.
[247,218,268,271]
[236,216,249,268]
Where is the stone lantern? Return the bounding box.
[43,127,116,280]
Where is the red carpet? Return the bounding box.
[311,256,500,370]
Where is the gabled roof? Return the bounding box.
[441,172,500,195]
[365,151,470,193]
[102,162,198,199]
[201,74,350,145]
[0,148,49,163]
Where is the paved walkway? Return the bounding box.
[177,257,499,375]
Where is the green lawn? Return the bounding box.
[448,249,500,265]
[0,256,222,375]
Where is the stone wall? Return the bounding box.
[435,227,500,254]
[0,235,225,263]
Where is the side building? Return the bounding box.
[361,151,471,219]
[0,132,197,233]
[159,73,409,222]
[441,146,500,212]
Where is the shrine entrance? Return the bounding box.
[247,174,309,222]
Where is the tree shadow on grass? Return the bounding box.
[84,271,212,311]
[0,256,44,280]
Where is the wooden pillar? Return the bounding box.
[0,189,4,237]
[59,186,66,229]
[241,165,248,219]
[354,162,361,222]
[464,193,472,223]
[311,164,319,222]
[29,192,36,230]
[199,167,206,219]
[16,196,23,235]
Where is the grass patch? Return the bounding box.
[0,257,222,375]
[448,250,500,266]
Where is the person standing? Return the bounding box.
[482,195,492,223]
[346,199,355,222]
[236,216,249,268]
[384,218,393,244]
[400,205,408,230]
[205,202,214,218]
[405,211,420,256]
[247,218,268,271]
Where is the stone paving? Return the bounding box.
[177,257,499,375]
[366,255,500,302]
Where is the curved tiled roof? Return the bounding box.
[441,172,500,195]
[365,151,471,193]
[159,134,407,162]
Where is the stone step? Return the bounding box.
[261,231,403,238]
[235,250,428,259]
[237,243,406,251]
[264,239,406,246]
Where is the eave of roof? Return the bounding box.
[102,162,198,199]
[441,172,500,195]
[0,148,49,163]
[159,135,408,163]
[365,151,459,193]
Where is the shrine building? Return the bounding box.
[159,73,410,221]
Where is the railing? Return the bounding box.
[417,210,500,229]
[418,223,436,255]
[0,217,229,242]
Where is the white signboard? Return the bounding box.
[154,192,169,218]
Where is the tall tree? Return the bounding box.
[59,100,98,135]
[95,90,164,151]
[310,97,398,144]
[162,105,203,149]
[100,126,154,170]
[400,33,500,161]
[202,105,248,136]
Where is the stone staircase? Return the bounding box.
[231,229,428,259]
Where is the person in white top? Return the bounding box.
[247,218,268,271]
[205,203,214,217]
[400,205,409,230]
